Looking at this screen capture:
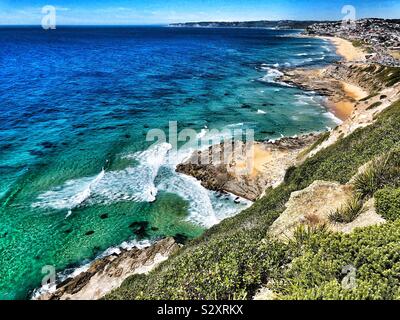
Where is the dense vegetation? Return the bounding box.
[272,221,400,299]
[106,100,400,300]
[376,188,400,221]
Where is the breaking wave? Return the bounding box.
[33,143,172,214]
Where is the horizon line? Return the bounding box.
[1,17,397,27]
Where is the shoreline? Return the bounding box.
[33,34,394,301]
[176,133,322,201]
[33,238,179,300]
[316,36,367,62]
[314,36,369,120]
[176,35,373,200]
[331,81,368,120]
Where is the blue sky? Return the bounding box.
[1,0,399,25]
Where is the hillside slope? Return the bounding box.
[105,93,400,300]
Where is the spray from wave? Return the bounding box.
[32,143,172,214]
[33,140,251,226]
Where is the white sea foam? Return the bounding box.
[33,143,172,211]
[257,109,266,114]
[259,67,293,87]
[33,137,249,229]
[295,94,320,106]
[322,45,332,52]
[158,171,251,227]
[158,172,219,227]
[324,112,343,125]
[260,66,284,78]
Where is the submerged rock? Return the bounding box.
[173,233,188,244]
[129,221,149,239]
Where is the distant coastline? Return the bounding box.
[168,20,329,29]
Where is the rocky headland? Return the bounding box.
[105,24,400,300]
[34,32,400,301]
[176,134,321,201]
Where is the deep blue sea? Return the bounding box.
[0,26,339,299]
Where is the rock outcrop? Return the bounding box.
[176,134,320,201]
[35,237,179,300]
[269,181,386,241]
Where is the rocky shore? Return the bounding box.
[34,36,400,301]
[278,63,370,120]
[176,38,400,202]
[35,237,179,300]
[176,133,321,201]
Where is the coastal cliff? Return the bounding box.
[176,58,400,201]
[37,33,400,301]
[103,33,400,300]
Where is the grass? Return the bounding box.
[351,40,365,48]
[106,100,400,300]
[296,131,330,160]
[353,148,400,199]
[329,196,365,223]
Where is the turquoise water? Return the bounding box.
[0,26,339,299]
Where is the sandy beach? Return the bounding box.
[330,81,369,120]
[317,36,366,62]
[326,38,369,119]
[290,35,370,120]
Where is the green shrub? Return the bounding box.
[359,93,377,102]
[296,131,330,159]
[367,101,382,110]
[106,228,288,300]
[353,148,400,199]
[352,40,364,48]
[375,66,400,87]
[271,220,400,300]
[375,188,400,221]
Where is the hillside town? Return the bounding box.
[305,19,400,66]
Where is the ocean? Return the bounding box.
[0,26,339,299]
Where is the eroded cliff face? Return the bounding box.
[324,63,400,93]
[35,237,179,300]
